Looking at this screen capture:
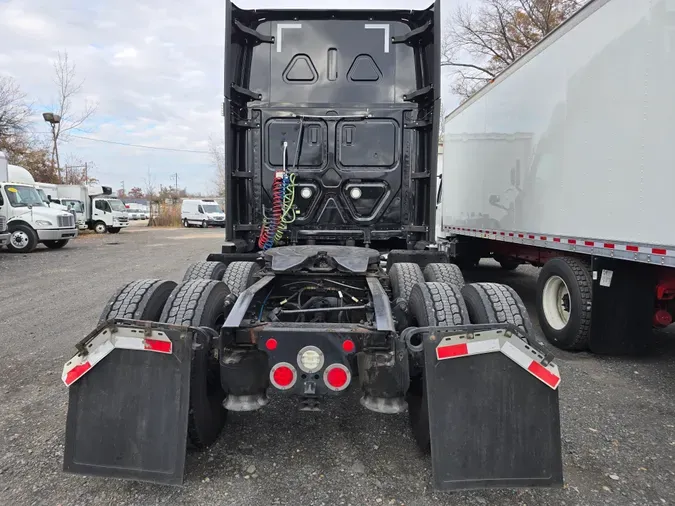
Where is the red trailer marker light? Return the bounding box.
[265,338,278,351]
[323,364,350,391]
[342,339,355,353]
[270,362,297,390]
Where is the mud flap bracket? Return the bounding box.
[63,319,205,485]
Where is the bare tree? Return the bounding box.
[52,51,98,142]
[0,76,31,137]
[442,0,583,99]
[143,167,157,201]
[209,136,225,197]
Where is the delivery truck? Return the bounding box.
[59,0,563,490]
[0,152,78,252]
[437,0,674,355]
[57,184,129,233]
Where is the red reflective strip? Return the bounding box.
[528,235,535,239]
[144,339,172,353]
[528,361,560,389]
[500,232,505,236]
[584,241,594,246]
[478,230,483,233]
[492,231,497,235]
[568,239,577,244]
[626,245,638,252]
[540,236,547,240]
[509,233,514,237]
[553,237,561,243]
[65,362,91,386]
[518,233,524,238]
[652,248,667,255]
[437,343,468,360]
[604,243,615,249]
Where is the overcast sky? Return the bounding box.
[0,0,470,194]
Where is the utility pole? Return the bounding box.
[120,180,125,197]
[171,173,179,199]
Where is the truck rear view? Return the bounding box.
[60,0,563,491]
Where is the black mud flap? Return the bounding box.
[420,325,563,490]
[63,320,199,485]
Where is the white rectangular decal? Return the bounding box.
[600,269,613,287]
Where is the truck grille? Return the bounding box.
[58,215,75,228]
[119,216,128,222]
[0,216,6,232]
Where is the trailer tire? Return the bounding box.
[389,262,425,303]
[93,221,107,234]
[461,282,533,336]
[99,279,177,324]
[183,261,227,282]
[406,282,469,453]
[222,261,261,296]
[43,239,69,249]
[536,256,592,351]
[160,280,230,449]
[423,263,465,288]
[7,223,38,253]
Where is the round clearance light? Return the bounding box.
[349,187,362,200]
[324,364,351,391]
[297,346,324,373]
[270,362,297,390]
[300,187,313,199]
[265,338,278,351]
[342,339,355,353]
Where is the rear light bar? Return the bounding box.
[62,327,172,387]
[434,331,560,390]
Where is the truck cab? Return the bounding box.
[0,154,78,252]
[89,188,129,234]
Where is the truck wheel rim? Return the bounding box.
[10,231,29,249]
[542,275,570,330]
[96,224,106,233]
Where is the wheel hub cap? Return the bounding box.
[10,231,28,248]
[542,275,571,331]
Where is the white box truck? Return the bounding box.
[0,152,78,252]
[437,0,675,354]
[57,184,129,234]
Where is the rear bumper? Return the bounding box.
[0,232,9,246]
[38,227,78,241]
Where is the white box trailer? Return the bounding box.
[438,0,675,354]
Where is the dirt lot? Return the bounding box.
[0,227,673,505]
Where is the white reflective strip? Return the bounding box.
[277,23,302,52]
[500,341,532,370]
[113,335,147,351]
[466,339,500,355]
[364,24,390,53]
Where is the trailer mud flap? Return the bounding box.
[63,320,199,485]
[418,325,563,490]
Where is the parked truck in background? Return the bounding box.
[437,0,674,355]
[0,152,78,252]
[57,184,129,233]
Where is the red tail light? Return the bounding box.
[323,364,350,391]
[342,339,355,353]
[270,362,297,390]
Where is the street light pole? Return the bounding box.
[42,112,62,182]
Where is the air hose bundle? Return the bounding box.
[258,141,298,250]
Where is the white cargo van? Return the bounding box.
[181,199,225,228]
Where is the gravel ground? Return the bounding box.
[0,228,673,506]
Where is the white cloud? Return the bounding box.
[113,47,138,60]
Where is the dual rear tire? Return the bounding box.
[402,271,533,453]
[99,277,232,449]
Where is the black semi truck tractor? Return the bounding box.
[61,0,563,490]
